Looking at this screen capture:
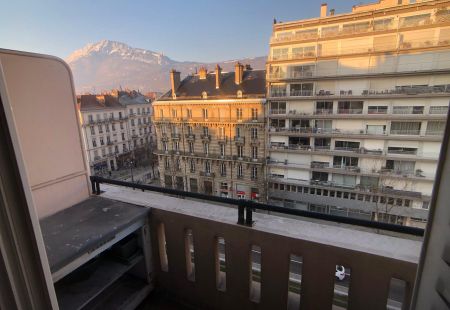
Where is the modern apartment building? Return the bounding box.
[78,90,156,173]
[153,64,267,201]
[266,0,450,227]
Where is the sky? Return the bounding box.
[0,0,355,62]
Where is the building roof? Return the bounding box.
[78,91,150,112]
[78,95,123,111]
[159,69,266,100]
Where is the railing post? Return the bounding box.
[91,178,96,195]
[237,204,245,225]
[95,180,100,195]
[245,206,254,226]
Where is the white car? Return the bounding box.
[335,265,346,281]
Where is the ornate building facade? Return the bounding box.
[153,64,267,202]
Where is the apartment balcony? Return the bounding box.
[217,136,228,143]
[161,133,169,142]
[268,36,450,63]
[80,179,422,309]
[314,108,333,115]
[233,136,245,144]
[268,144,441,162]
[201,134,211,141]
[154,116,265,124]
[269,109,287,115]
[337,108,363,115]
[199,171,215,178]
[185,133,196,140]
[269,127,444,141]
[250,137,260,146]
[267,176,429,220]
[270,90,287,97]
[290,89,314,97]
[171,133,181,140]
[269,160,434,181]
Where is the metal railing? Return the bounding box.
[90,175,424,235]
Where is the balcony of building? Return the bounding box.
[83,178,423,309]
[233,136,245,144]
[268,159,435,182]
[268,126,444,142]
[268,85,450,102]
[269,143,440,162]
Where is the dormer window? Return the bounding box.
[237,90,243,98]
[202,91,208,99]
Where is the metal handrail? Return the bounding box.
[90,176,425,236]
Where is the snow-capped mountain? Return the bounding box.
[66,40,266,93]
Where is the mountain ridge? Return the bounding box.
[66,40,266,94]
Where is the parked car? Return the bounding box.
[335,265,346,281]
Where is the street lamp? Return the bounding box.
[126,159,134,183]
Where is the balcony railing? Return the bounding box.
[200,134,211,141]
[270,90,287,97]
[218,136,227,143]
[234,136,245,143]
[290,89,314,97]
[314,108,333,115]
[269,127,388,137]
[199,171,215,177]
[185,133,195,140]
[171,133,181,139]
[269,109,287,115]
[337,108,363,114]
[269,36,450,61]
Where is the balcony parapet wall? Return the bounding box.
[100,183,420,309]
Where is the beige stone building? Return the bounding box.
[78,90,156,173]
[266,0,450,227]
[153,64,267,201]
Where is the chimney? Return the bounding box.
[320,3,328,17]
[234,62,244,85]
[199,66,207,79]
[330,8,335,16]
[170,69,180,99]
[215,64,222,89]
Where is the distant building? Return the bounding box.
[78,90,156,173]
[153,64,267,201]
[266,0,450,227]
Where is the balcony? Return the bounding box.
[200,134,211,141]
[270,90,287,97]
[290,89,314,97]
[233,136,245,144]
[337,108,363,115]
[84,178,421,309]
[199,171,215,178]
[171,133,181,140]
[185,133,196,140]
[217,136,227,143]
[269,36,450,62]
[314,108,333,115]
[271,144,414,158]
[269,109,287,115]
